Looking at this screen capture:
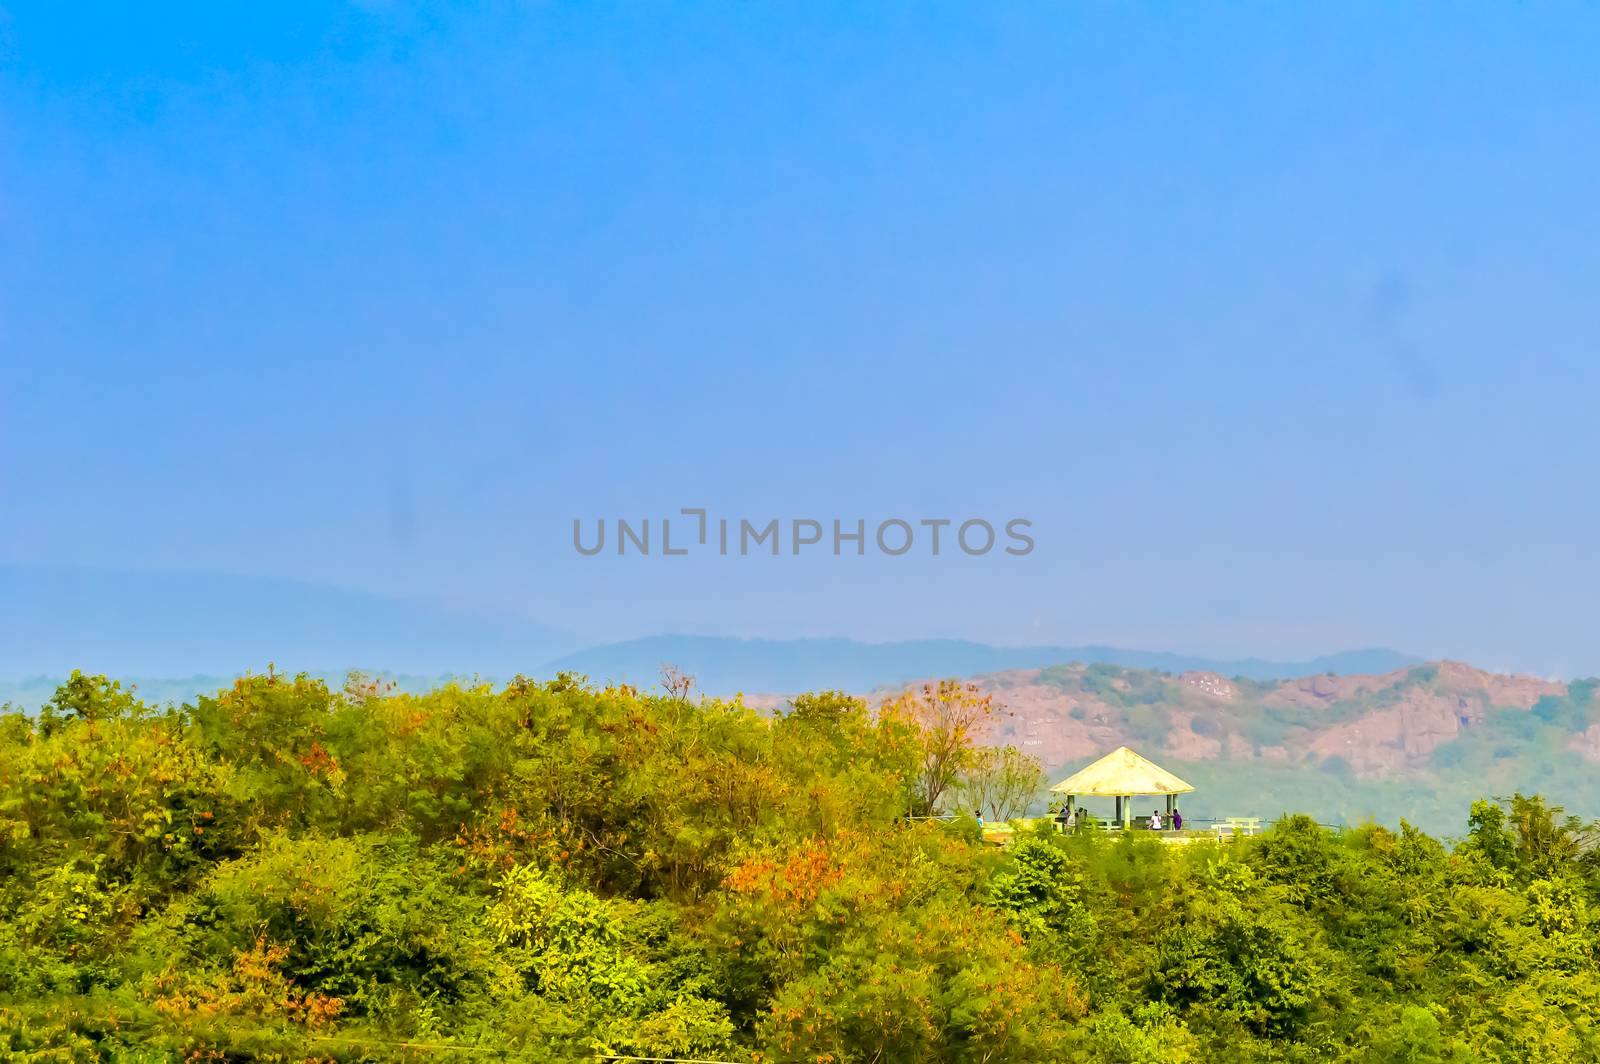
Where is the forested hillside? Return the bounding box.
[4,671,1600,1061]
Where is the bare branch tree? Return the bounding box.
[957,745,1046,822]
[659,663,695,704]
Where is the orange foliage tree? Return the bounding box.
[879,680,1000,816]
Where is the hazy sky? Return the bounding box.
[2,4,1598,674]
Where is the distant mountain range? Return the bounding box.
[0,563,1416,705]
[540,636,1420,695]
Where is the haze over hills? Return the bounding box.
[542,636,1420,695]
[0,565,578,678]
[0,565,1418,699]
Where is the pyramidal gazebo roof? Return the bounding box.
[1049,746,1194,797]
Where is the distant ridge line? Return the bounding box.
[535,636,1421,696]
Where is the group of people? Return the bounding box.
[1148,807,1181,831]
[1051,803,1182,832]
[974,804,1185,833]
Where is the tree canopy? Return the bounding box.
[3,670,1599,1061]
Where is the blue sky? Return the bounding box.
[2,3,1598,674]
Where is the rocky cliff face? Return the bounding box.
[962,660,1575,779]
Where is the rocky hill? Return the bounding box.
[920,660,1600,832]
[976,660,1579,776]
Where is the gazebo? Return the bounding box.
[1049,746,1194,830]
